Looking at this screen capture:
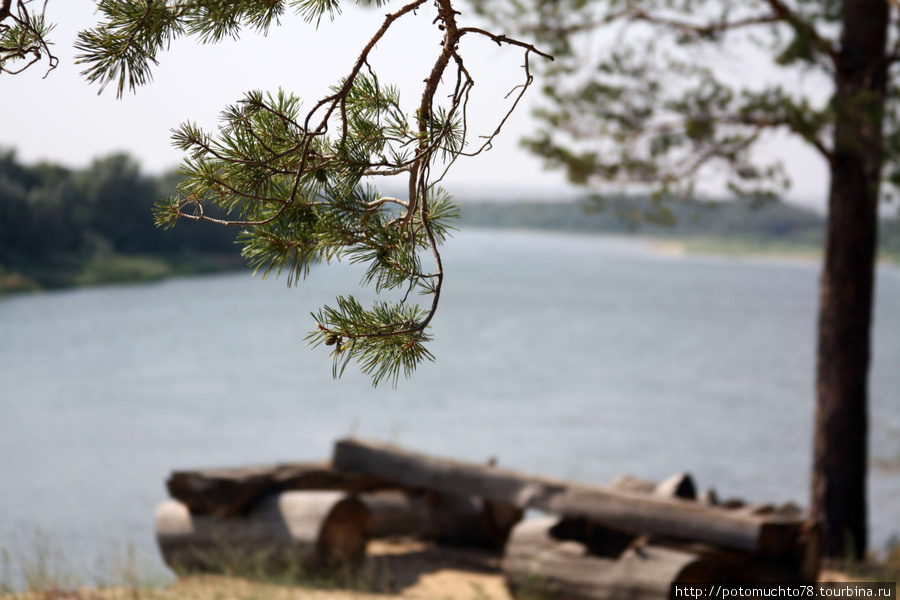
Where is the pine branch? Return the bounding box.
[761,0,838,63]
[79,0,550,385]
[0,0,58,76]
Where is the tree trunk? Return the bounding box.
[814,0,889,559]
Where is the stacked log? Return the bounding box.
[155,437,818,599]
[332,438,809,557]
[360,490,521,548]
[166,462,389,517]
[155,454,522,574]
[503,517,716,600]
[331,438,820,597]
[155,491,369,573]
[610,473,697,500]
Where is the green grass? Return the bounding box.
[0,531,379,600]
[0,533,169,599]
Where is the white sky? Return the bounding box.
[0,2,831,210]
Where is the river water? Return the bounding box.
[1,229,898,582]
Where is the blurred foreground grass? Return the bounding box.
[0,538,510,600]
[2,536,899,600]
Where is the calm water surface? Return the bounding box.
[1,229,898,580]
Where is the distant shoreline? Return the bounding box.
[454,198,900,265]
[0,253,247,297]
[2,226,897,299]
[644,235,900,266]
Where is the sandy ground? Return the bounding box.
[2,541,894,600]
[0,541,513,600]
[3,567,891,600]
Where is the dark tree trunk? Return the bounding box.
[813,0,888,560]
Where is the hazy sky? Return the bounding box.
[1,2,831,209]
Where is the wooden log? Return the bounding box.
[361,491,433,539]
[655,473,697,500]
[503,517,716,600]
[333,438,570,507]
[332,438,802,556]
[549,492,816,583]
[427,492,522,549]
[548,516,638,559]
[610,473,696,500]
[647,537,819,584]
[155,491,369,573]
[543,486,800,557]
[484,499,527,549]
[609,474,656,495]
[166,462,390,517]
[360,490,522,549]
[698,489,719,506]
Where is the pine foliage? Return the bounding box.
[71,0,549,386]
[0,0,57,75]
[471,0,900,208]
[471,0,897,561]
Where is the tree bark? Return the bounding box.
[814,0,889,559]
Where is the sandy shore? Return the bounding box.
[2,540,894,600]
[0,541,513,600]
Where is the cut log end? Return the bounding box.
[155,491,369,574]
[317,496,369,567]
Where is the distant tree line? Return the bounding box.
[456,196,900,259]
[0,150,240,290]
[3,148,898,294]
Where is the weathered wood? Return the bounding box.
[610,473,696,500]
[361,491,433,539]
[166,462,390,517]
[155,491,369,573]
[361,490,522,549]
[332,438,802,556]
[548,516,638,559]
[609,474,656,495]
[333,438,571,507]
[484,499,527,549]
[594,474,815,580]
[655,473,697,500]
[503,517,714,600]
[543,487,800,557]
[698,489,719,506]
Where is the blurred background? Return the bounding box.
[1,0,898,591]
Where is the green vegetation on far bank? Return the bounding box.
[4,147,900,298]
[0,253,247,295]
[0,150,245,296]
